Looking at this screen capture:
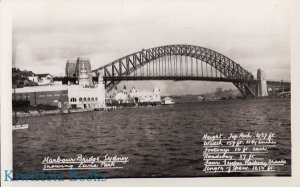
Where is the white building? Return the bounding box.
[28,74,53,85]
[113,87,161,103]
[13,77,106,110]
[14,58,106,110]
[68,84,105,109]
[114,89,129,103]
[68,64,106,109]
[28,75,38,83]
[36,74,53,85]
[162,96,175,105]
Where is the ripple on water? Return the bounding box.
[13,99,291,178]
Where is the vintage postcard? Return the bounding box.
[1,0,300,186]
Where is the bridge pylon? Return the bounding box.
[256,69,268,98]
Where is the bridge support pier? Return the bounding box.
[256,69,268,98]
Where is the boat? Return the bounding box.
[162,97,175,105]
[13,124,29,130]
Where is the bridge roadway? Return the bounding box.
[101,76,290,87]
[101,76,258,83]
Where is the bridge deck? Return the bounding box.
[102,76,258,83]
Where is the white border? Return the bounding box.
[1,0,300,187]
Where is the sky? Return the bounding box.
[11,0,291,95]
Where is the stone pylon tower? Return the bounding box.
[78,63,90,87]
[257,69,268,97]
[97,72,106,99]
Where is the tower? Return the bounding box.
[65,60,76,77]
[98,72,104,84]
[78,63,90,87]
[257,69,268,97]
[75,57,92,78]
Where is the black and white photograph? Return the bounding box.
[1,0,297,185]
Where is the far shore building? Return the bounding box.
[113,87,161,103]
[13,58,106,110]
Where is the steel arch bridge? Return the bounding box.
[93,44,259,97]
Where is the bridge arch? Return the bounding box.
[93,44,257,97]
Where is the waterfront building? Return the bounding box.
[114,89,129,103]
[162,96,175,105]
[13,85,69,108]
[13,58,106,110]
[67,73,106,109]
[129,87,161,103]
[113,87,161,103]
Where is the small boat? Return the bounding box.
[13,124,29,130]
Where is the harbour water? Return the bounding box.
[13,98,291,178]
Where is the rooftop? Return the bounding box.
[13,85,68,93]
[35,73,52,78]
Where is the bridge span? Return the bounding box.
[92,44,290,98]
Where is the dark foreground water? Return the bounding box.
[13,98,291,178]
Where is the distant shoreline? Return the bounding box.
[13,97,290,119]
[13,103,162,118]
